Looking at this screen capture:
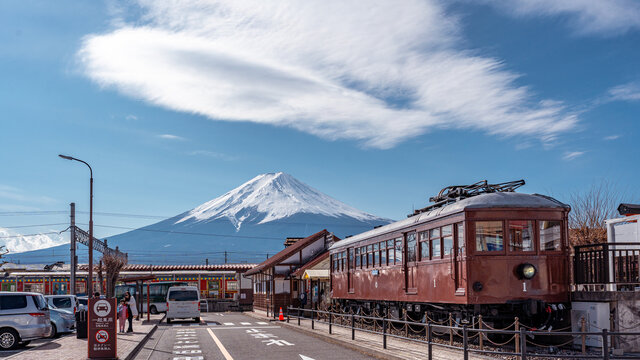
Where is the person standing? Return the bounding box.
[117,300,127,333]
[125,291,138,333]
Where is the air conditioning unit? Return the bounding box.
[571,302,610,348]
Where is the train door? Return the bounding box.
[405,232,418,292]
[454,222,466,295]
[347,248,354,292]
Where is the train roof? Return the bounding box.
[329,192,569,251]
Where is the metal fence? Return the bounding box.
[287,306,640,360]
[574,242,640,288]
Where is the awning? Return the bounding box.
[303,269,329,279]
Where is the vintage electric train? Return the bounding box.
[329,181,571,329]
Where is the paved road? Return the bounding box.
[135,312,373,360]
[0,333,72,358]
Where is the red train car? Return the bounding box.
[330,181,571,328]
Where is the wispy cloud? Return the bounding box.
[608,82,640,102]
[563,151,585,161]
[189,150,238,162]
[0,185,56,204]
[78,0,578,149]
[604,135,620,141]
[481,0,640,37]
[157,134,186,141]
[125,114,138,120]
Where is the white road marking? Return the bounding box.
[300,355,316,360]
[207,328,234,360]
[240,322,251,325]
[174,345,201,349]
[262,339,294,346]
[223,322,234,326]
[174,350,203,354]
[209,326,280,330]
[256,322,268,325]
[172,357,203,360]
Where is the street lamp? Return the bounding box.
[59,154,94,296]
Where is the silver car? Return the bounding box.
[0,292,52,350]
[45,295,78,314]
[48,305,75,338]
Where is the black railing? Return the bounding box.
[287,306,640,360]
[574,242,640,287]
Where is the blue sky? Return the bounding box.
[1,0,639,254]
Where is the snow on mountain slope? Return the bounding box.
[0,227,67,254]
[177,172,385,230]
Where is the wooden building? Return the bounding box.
[245,229,337,317]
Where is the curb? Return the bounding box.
[243,312,404,360]
[124,314,165,360]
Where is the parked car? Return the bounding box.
[45,295,78,314]
[77,296,88,311]
[48,304,75,338]
[0,292,52,350]
[166,286,200,324]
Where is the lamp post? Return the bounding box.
[59,154,94,296]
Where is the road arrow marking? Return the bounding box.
[300,355,315,360]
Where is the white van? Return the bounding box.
[165,286,200,324]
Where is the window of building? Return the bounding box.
[430,229,441,258]
[475,221,504,252]
[406,233,417,262]
[509,220,535,252]
[442,225,453,256]
[456,222,465,256]
[540,220,562,251]
[395,238,403,263]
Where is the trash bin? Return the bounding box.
[76,310,88,339]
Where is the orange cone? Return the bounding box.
[278,307,284,321]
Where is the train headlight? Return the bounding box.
[517,263,537,280]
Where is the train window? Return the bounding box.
[380,243,387,265]
[332,254,338,271]
[509,220,534,252]
[367,245,373,268]
[443,225,453,256]
[540,220,562,251]
[395,238,403,263]
[373,243,379,266]
[419,231,429,260]
[456,222,465,255]
[342,251,347,271]
[406,233,417,262]
[475,221,504,252]
[430,229,441,258]
[348,248,354,270]
[355,248,361,268]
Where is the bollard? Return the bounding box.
[383,317,387,349]
[478,314,484,350]
[329,311,333,335]
[602,329,609,360]
[312,308,315,330]
[515,317,520,357]
[463,324,469,360]
[449,313,453,345]
[581,317,587,355]
[351,314,355,340]
[520,327,527,360]
[427,323,433,360]
[298,308,301,326]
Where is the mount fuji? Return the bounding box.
[7,173,392,264]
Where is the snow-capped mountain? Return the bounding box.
[6,173,392,264]
[0,227,67,254]
[177,172,383,230]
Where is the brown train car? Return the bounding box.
[329,191,571,328]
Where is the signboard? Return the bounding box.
[88,298,117,359]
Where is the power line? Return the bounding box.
[0,211,67,216]
[78,223,284,241]
[0,223,68,229]
[0,231,68,239]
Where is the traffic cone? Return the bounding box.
[278,307,284,321]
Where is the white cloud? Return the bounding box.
[157,134,186,140]
[604,135,620,141]
[0,185,56,204]
[608,82,640,102]
[482,0,640,36]
[78,0,578,149]
[125,114,138,120]
[0,228,68,254]
[189,150,237,161]
[563,151,585,161]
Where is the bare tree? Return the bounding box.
[101,251,127,298]
[568,180,623,246]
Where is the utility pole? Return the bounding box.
[205,258,209,266]
[70,203,76,295]
[224,251,227,264]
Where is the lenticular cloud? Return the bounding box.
[78,0,577,148]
